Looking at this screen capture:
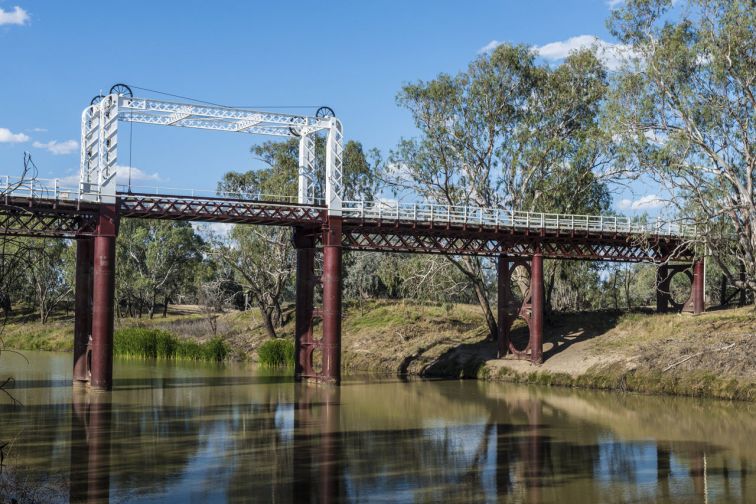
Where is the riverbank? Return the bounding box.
[2,301,753,400]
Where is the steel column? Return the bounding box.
[656,264,670,313]
[692,259,705,315]
[321,216,343,384]
[73,238,93,384]
[497,255,509,358]
[293,228,316,381]
[90,205,118,390]
[530,251,544,364]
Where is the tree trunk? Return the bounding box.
[261,307,277,339]
[163,295,169,318]
[472,277,497,341]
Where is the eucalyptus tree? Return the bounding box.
[387,44,614,339]
[116,219,203,318]
[217,138,378,338]
[607,0,756,295]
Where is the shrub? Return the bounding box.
[114,327,228,362]
[258,338,294,367]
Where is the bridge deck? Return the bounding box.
[1,179,695,261]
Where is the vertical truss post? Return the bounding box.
[692,258,705,314]
[294,227,316,381]
[80,96,118,203]
[497,254,509,358]
[530,250,544,364]
[90,205,118,390]
[298,134,316,205]
[656,264,671,313]
[325,119,344,216]
[321,216,343,384]
[73,238,93,384]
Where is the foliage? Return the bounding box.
[114,327,228,361]
[387,44,615,338]
[607,0,756,295]
[257,338,294,367]
[116,219,203,318]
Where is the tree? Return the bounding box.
[23,239,71,324]
[218,138,379,338]
[387,44,614,339]
[607,0,756,296]
[116,219,203,318]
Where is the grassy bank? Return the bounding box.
[114,327,228,362]
[2,301,754,400]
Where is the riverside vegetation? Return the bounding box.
[2,301,753,400]
[0,0,753,399]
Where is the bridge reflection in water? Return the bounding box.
[0,354,748,503]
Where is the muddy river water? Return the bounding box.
[0,351,753,503]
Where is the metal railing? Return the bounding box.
[341,200,697,238]
[2,175,80,201]
[1,175,697,238]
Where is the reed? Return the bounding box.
[257,338,294,367]
[114,327,228,362]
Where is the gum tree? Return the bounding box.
[607,0,756,295]
[388,44,614,339]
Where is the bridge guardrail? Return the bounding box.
[341,200,697,238]
[1,175,697,238]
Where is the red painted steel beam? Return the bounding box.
[530,251,544,364]
[692,259,705,314]
[321,216,343,384]
[73,238,93,384]
[293,227,317,381]
[90,205,118,391]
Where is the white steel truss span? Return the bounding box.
[79,94,343,211]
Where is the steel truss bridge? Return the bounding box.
[0,84,705,390]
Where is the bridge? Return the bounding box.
[0,85,705,389]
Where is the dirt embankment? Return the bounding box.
[3,301,755,400]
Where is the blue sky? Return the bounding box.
[0,0,660,212]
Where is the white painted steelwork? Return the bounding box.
[79,93,343,211]
[340,200,697,238]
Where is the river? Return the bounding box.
[0,351,753,503]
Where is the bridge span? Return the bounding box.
[0,85,705,389]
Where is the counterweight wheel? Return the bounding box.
[316,106,335,118]
[90,95,103,106]
[109,83,133,97]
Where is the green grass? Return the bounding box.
[258,338,294,367]
[114,327,228,362]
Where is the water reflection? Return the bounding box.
[70,389,111,503]
[0,352,754,503]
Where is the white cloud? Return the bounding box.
[58,165,161,188]
[29,127,48,133]
[32,139,79,155]
[0,6,29,26]
[618,194,665,211]
[478,39,503,54]
[536,34,636,71]
[606,0,624,7]
[115,166,161,185]
[0,127,30,143]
